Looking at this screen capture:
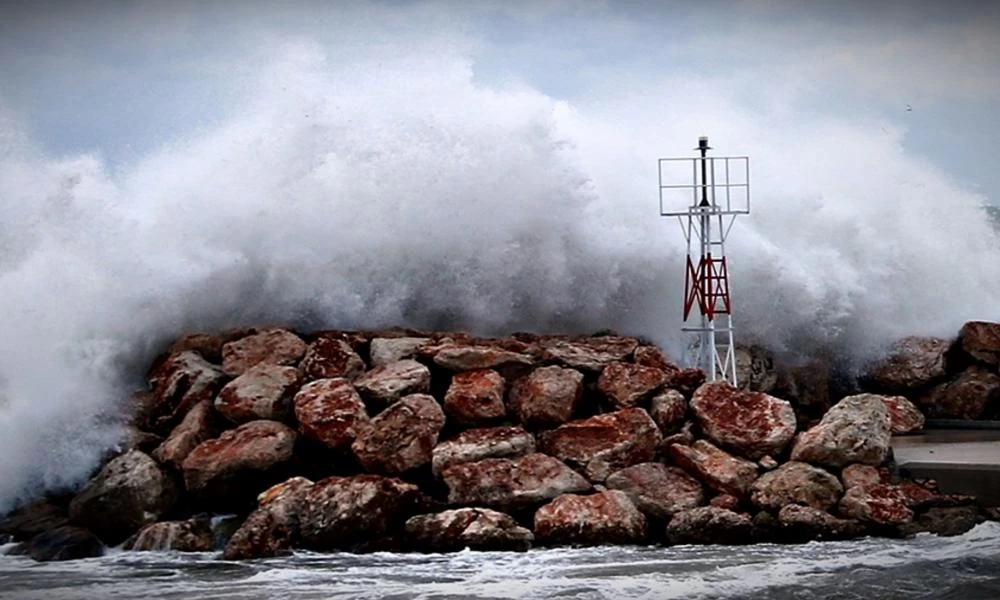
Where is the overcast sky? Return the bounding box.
[1,0,998,202]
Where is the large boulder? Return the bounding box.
[669,440,758,497]
[838,484,913,525]
[405,508,533,552]
[790,394,891,468]
[749,461,844,511]
[299,336,366,381]
[689,381,797,460]
[431,426,536,477]
[221,328,307,377]
[146,351,227,432]
[864,336,949,393]
[913,506,980,537]
[540,408,661,483]
[534,490,647,546]
[508,366,584,429]
[23,526,104,562]
[665,506,752,545]
[293,378,370,452]
[351,394,445,474]
[152,399,219,469]
[917,367,1000,420]
[353,360,431,409]
[126,516,214,552]
[442,369,507,426]
[215,364,300,424]
[369,337,431,367]
[432,344,533,371]
[596,362,668,409]
[182,420,297,510]
[649,389,687,435]
[1,501,69,541]
[299,475,422,551]
[442,453,591,510]
[776,505,866,542]
[68,450,177,545]
[540,336,639,372]
[879,395,925,434]
[605,463,704,520]
[959,321,1000,366]
[223,477,314,560]
[633,345,680,374]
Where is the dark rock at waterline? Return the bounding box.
[750,461,844,512]
[68,450,177,545]
[533,490,647,546]
[910,506,981,537]
[299,475,423,551]
[0,500,69,541]
[665,506,753,545]
[405,508,534,552]
[24,526,104,562]
[224,477,314,560]
[125,516,214,552]
[776,505,867,542]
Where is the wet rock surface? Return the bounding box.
[126,516,214,552]
[665,506,753,545]
[406,508,534,552]
[534,490,647,546]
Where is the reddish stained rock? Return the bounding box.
[670,368,707,397]
[710,494,740,511]
[405,508,534,552]
[841,464,888,490]
[126,516,214,552]
[605,463,704,520]
[354,360,431,408]
[597,361,669,409]
[864,336,949,393]
[169,333,223,363]
[540,408,661,483]
[221,328,307,377]
[432,344,533,372]
[215,364,300,424]
[897,480,944,510]
[917,367,1000,420]
[443,369,507,426]
[838,484,913,525]
[509,366,584,429]
[351,394,445,474]
[369,337,431,367]
[442,453,591,510]
[539,336,639,372]
[293,379,370,451]
[790,394,892,468]
[534,490,647,546]
[689,381,797,460]
[665,506,752,545]
[223,476,315,560]
[749,461,844,511]
[959,321,1000,365]
[777,505,866,541]
[182,420,297,510]
[878,394,925,434]
[650,389,687,435]
[669,440,758,497]
[633,345,680,373]
[431,426,536,477]
[152,400,218,469]
[299,337,365,382]
[299,475,422,551]
[68,450,177,545]
[146,351,227,432]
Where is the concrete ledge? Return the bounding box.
[892,430,1000,506]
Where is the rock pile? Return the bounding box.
[2,324,998,561]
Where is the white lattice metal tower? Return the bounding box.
[659,137,750,385]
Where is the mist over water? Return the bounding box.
[1,26,999,511]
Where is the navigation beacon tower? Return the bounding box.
[658,137,750,385]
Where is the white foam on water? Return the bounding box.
[1,5,999,510]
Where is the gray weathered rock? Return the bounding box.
[605,463,704,520]
[750,461,844,511]
[533,490,647,546]
[790,394,891,468]
[432,426,536,477]
[405,508,533,552]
